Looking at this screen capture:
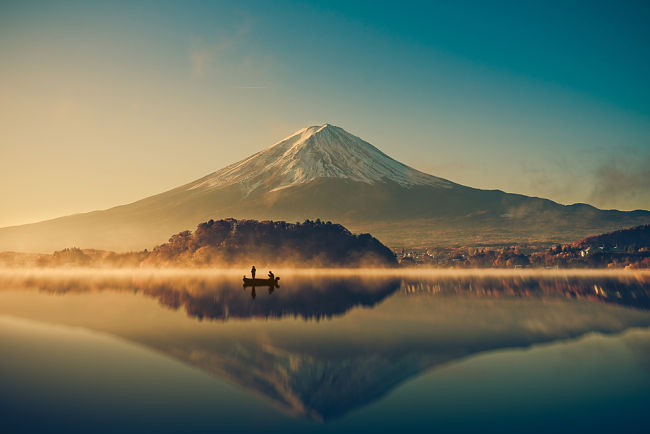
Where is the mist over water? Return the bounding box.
[2,267,649,317]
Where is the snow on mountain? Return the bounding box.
[188,123,454,194]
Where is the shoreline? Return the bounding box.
[0,266,649,279]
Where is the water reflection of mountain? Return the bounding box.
[2,272,650,421]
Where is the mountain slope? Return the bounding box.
[572,224,650,250]
[1,123,649,252]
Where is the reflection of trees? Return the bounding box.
[4,274,649,316]
[400,276,650,310]
[141,277,401,320]
[4,275,401,321]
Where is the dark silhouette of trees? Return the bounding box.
[144,218,397,267]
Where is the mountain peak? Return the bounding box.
[274,123,339,147]
[189,124,454,194]
[316,122,334,130]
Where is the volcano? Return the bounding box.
[2,123,649,251]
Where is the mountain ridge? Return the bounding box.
[1,124,649,252]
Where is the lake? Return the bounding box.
[1,269,649,433]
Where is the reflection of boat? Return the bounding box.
[243,276,280,286]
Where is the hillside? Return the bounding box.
[143,218,397,267]
[572,224,650,251]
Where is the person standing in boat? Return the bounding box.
[251,265,256,279]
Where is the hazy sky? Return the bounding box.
[1,0,649,227]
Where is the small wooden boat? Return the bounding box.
[243,276,280,286]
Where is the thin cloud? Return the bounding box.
[190,47,213,79]
[188,12,254,80]
[589,154,650,211]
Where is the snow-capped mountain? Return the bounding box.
[1,124,649,252]
[188,123,453,194]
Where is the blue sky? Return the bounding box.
[1,0,649,226]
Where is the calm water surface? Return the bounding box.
[1,269,649,433]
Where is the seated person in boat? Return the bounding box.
[268,271,274,280]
